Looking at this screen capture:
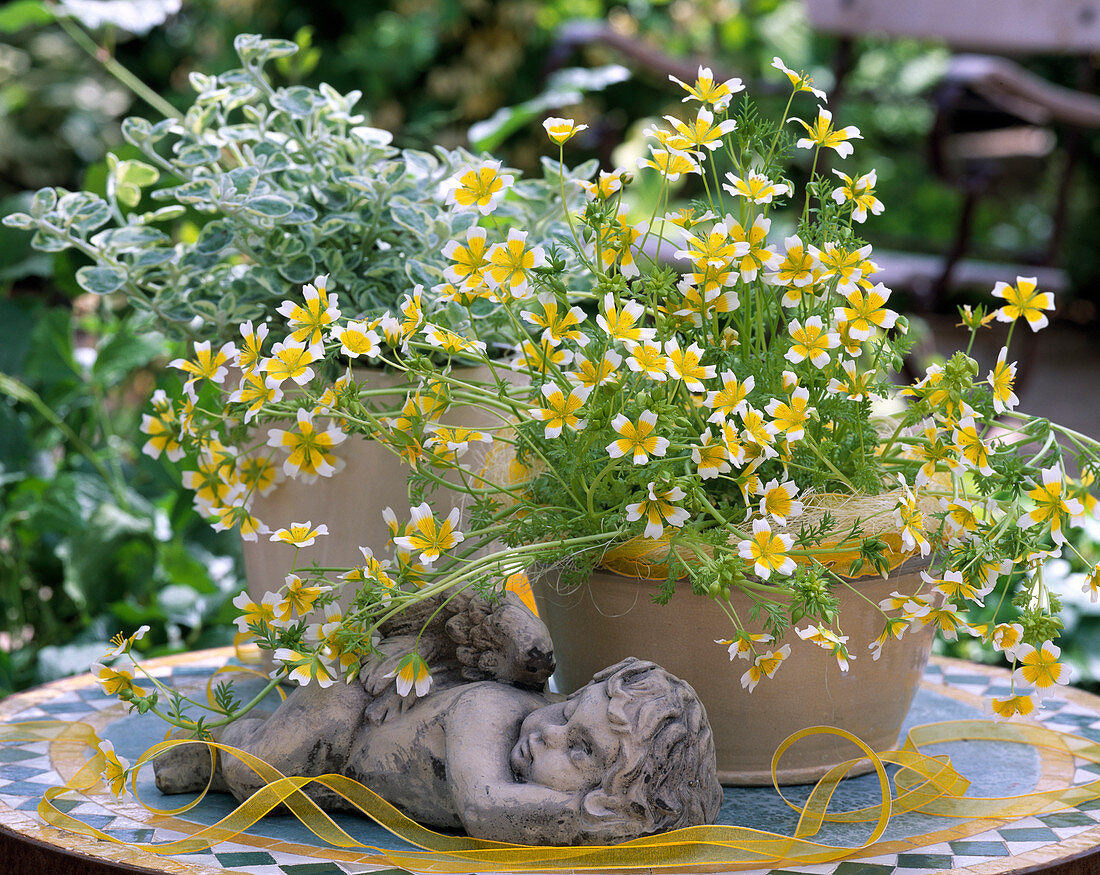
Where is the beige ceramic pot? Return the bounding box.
[241,365,513,599]
[532,557,935,786]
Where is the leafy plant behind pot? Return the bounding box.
[4,34,594,351]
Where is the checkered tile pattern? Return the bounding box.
[2,657,1099,874]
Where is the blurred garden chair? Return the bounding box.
[545,5,1100,384]
[807,0,1100,313]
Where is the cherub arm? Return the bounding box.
[444,687,585,845]
[445,591,555,687]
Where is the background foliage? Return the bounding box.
[1,0,1097,695]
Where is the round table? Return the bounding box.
[1,650,1099,875]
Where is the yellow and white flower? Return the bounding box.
[596,293,656,345]
[606,410,669,465]
[543,116,588,145]
[893,478,930,557]
[333,319,382,359]
[756,478,803,526]
[869,617,910,661]
[625,482,691,540]
[785,316,839,368]
[637,147,700,181]
[273,573,331,625]
[951,417,994,478]
[992,276,1053,331]
[1019,463,1085,545]
[92,660,146,698]
[276,276,340,354]
[826,359,880,401]
[567,350,622,388]
[424,324,488,357]
[274,647,337,688]
[692,429,731,480]
[740,644,791,691]
[270,520,329,548]
[425,426,492,460]
[521,293,588,348]
[765,387,811,444]
[1076,562,1100,604]
[261,339,318,389]
[738,518,796,579]
[990,622,1026,659]
[625,340,669,382]
[990,692,1036,720]
[530,384,591,438]
[664,338,714,391]
[385,652,432,697]
[728,215,781,282]
[987,347,1019,413]
[140,391,184,461]
[706,371,754,423]
[722,171,790,204]
[98,740,130,797]
[831,169,883,222]
[1012,640,1071,698]
[169,340,238,392]
[211,503,270,542]
[772,57,827,101]
[792,106,861,158]
[795,624,852,670]
[237,320,269,374]
[229,371,284,424]
[443,160,514,215]
[443,226,491,289]
[771,235,818,293]
[834,282,898,340]
[486,229,546,299]
[669,65,744,110]
[663,106,738,152]
[266,408,347,481]
[739,405,780,460]
[675,219,747,269]
[232,590,280,634]
[718,631,774,661]
[576,170,626,201]
[393,503,464,565]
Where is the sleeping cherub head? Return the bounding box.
[510,657,723,841]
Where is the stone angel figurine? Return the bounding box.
[154,590,723,845]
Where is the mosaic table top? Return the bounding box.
[1,650,1099,875]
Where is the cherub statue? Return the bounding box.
[154,591,723,845]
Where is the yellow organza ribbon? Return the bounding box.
[3,718,1099,872]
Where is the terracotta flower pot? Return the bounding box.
[242,365,512,600]
[532,557,935,786]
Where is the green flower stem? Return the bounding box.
[54,14,182,122]
[363,531,624,635]
[585,456,624,518]
[144,675,285,734]
[764,91,797,168]
[634,172,670,268]
[0,373,126,505]
[836,574,891,618]
[799,433,857,490]
[802,145,821,224]
[555,149,595,273]
[1004,320,1017,359]
[878,414,911,459]
[708,147,726,218]
[964,324,978,357]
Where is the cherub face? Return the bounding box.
[509,681,621,792]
